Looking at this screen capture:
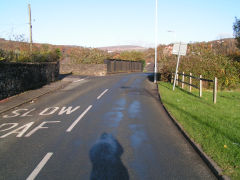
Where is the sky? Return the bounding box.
[0,0,240,48]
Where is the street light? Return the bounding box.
[154,0,158,83]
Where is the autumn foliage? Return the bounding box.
[158,39,240,89]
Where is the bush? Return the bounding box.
[160,52,240,89]
[70,48,111,64]
[118,51,145,61]
[0,48,61,63]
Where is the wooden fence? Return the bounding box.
[104,59,143,73]
[171,72,218,104]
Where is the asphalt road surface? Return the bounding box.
[0,73,216,180]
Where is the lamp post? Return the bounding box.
[154,0,158,83]
[28,4,33,52]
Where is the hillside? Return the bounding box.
[98,45,147,52]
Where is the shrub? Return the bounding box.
[118,51,144,61]
[70,48,111,64]
[0,48,61,63]
[160,52,240,89]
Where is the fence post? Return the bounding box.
[213,77,217,104]
[189,72,192,92]
[181,72,185,89]
[176,73,179,86]
[199,75,202,97]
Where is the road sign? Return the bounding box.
[172,42,188,56]
[172,42,188,91]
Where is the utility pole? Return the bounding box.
[154,0,158,83]
[28,4,33,52]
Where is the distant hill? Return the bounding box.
[98,45,147,52]
[0,38,147,54]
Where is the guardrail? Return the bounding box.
[171,72,217,104]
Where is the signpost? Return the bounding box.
[172,42,188,90]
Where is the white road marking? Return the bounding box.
[3,106,81,119]
[25,121,60,137]
[66,105,92,132]
[0,122,34,138]
[74,78,85,83]
[58,106,80,115]
[26,152,53,180]
[3,109,28,118]
[21,108,36,117]
[0,123,18,132]
[97,89,109,100]
[39,107,59,116]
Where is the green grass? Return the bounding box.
[158,82,240,179]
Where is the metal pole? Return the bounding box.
[154,0,158,83]
[173,42,181,90]
[28,4,33,52]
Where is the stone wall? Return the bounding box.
[0,62,59,100]
[60,59,143,76]
[60,63,107,76]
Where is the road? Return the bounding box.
[0,73,216,180]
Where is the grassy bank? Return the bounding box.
[158,82,240,179]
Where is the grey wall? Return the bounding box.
[0,62,59,100]
[60,59,143,76]
[60,63,107,76]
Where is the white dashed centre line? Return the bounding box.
[73,78,85,83]
[66,105,92,132]
[97,89,109,100]
[26,152,53,180]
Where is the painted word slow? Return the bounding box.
[2,106,80,118]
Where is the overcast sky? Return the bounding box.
[0,0,240,47]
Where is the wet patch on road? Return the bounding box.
[104,112,123,128]
[104,98,126,128]
[128,124,149,180]
[129,124,147,148]
[128,100,140,119]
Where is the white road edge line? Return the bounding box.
[66,105,92,132]
[26,152,53,180]
[74,78,85,83]
[97,89,109,100]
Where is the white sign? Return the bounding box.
[172,42,188,56]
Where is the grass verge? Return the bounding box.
[158,81,240,179]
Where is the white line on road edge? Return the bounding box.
[66,105,92,132]
[26,152,53,180]
[73,78,85,83]
[97,89,109,100]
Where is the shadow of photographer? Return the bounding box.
[89,133,129,180]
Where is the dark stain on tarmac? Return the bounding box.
[128,100,140,119]
[104,98,126,128]
[89,133,129,180]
